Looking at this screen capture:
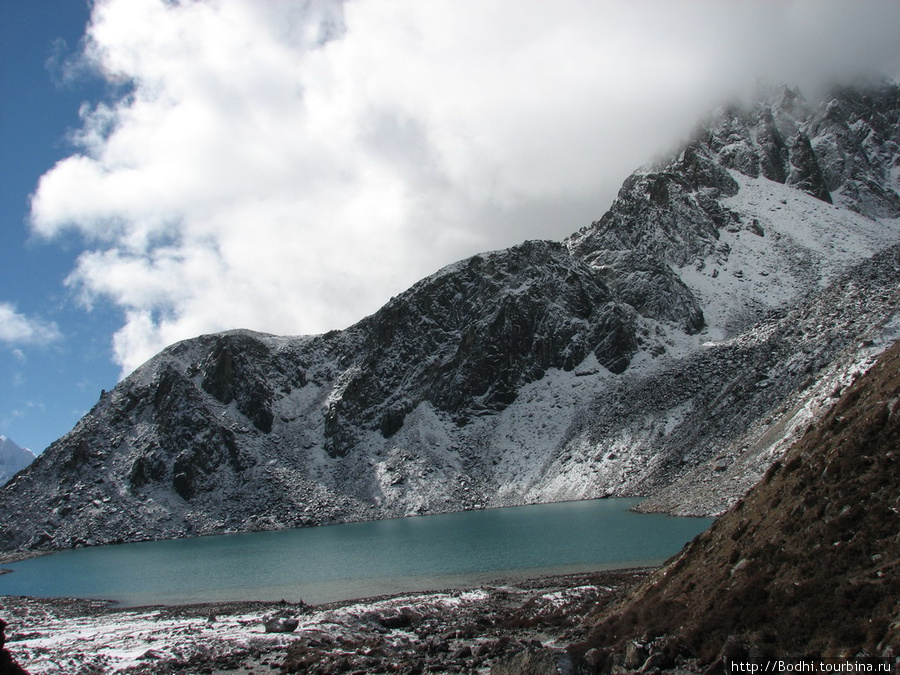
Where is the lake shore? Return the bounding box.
[1,566,653,674]
[0,550,48,569]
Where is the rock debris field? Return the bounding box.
[1,568,649,674]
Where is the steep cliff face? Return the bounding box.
[319,240,664,458]
[1,84,899,552]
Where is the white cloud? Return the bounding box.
[29,0,900,376]
[0,303,62,346]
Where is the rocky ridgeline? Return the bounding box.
[1,83,899,552]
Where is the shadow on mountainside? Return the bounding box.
[575,339,900,670]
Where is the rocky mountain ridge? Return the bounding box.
[1,83,899,552]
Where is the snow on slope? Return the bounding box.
[1,84,899,551]
[681,172,900,339]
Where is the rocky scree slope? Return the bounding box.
[1,84,900,552]
[577,337,900,668]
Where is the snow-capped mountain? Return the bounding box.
[2,83,899,552]
[0,436,36,487]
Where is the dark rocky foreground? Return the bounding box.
[0,568,650,674]
[1,617,28,674]
[573,339,900,670]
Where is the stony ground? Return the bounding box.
[1,568,650,674]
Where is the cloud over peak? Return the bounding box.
[29,0,900,376]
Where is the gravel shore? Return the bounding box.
[1,567,650,674]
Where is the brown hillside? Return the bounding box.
[578,339,900,667]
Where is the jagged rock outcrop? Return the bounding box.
[322,240,656,457]
[1,83,898,552]
[199,332,278,434]
[810,85,900,218]
[567,85,900,325]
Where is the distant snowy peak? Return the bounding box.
[0,435,36,486]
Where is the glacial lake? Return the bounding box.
[0,498,712,607]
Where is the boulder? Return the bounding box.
[262,612,299,633]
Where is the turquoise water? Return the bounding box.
[0,498,712,606]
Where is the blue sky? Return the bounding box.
[2,0,900,455]
[1,0,119,453]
